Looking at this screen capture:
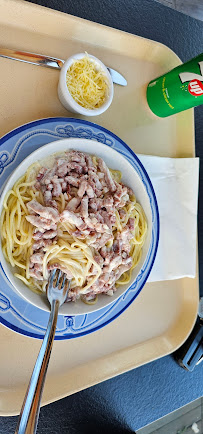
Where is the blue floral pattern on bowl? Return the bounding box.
[0,118,159,340]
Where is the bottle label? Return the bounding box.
[188,80,203,96]
[146,54,203,117]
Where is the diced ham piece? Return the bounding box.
[119,209,127,219]
[33,230,57,240]
[29,269,43,280]
[66,197,81,212]
[85,154,95,169]
[33,263,43,272]
[60,209,85,229]
[67,162,83,174]
[30,252,44,263]
[52,182,62,197]
[116,226,134,253]
[89,171,102,190]
[98,272,110,284]
[114,260,132,280]
[66,288,80,302]
[94,253,104,266]
[85,216,110,234]
[44,190,52,204]
[80,197,89,219]
[128,218,135,231]
[77,180,87,198]
[47,263,73,279]
[89,264,99,276]
[27,200,59,223]
[47,183,53,191]
[57,161,68,177]
[103,255,123,273]
[113,239,122,255]
[86,184,94,198]
[61,182,67,192]
[34,181,41,190]
[114,183,129,208]
[41,167,57,185]
[92,232,113,249]
[98,158,116,192]
[26,215,57,231]
[36,167,47,181]
[68,150,86,164]
[65,175,80,187]
[32,239,53,250]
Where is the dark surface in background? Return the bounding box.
[1,356,203,433]
[1,1,203,433]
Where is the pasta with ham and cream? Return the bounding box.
[0,150,147,304]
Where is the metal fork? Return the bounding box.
[15,269,71,434]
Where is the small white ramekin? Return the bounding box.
[58,53,114,116]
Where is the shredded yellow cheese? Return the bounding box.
[66,55,109,110]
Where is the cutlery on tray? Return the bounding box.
[0,47,127,86]
[15,269,71,434]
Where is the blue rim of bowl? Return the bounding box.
[0,117,159,339]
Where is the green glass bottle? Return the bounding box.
[147,54,203,117]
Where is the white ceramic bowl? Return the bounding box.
[0,138,152,315]
[58,53,114,116]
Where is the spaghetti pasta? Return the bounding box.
[0,150,147,303]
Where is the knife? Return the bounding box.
[0,47,127,86]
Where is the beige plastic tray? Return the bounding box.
[0,0,199,416]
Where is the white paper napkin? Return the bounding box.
[137,155,199,282]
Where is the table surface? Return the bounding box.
[0,0,203,432]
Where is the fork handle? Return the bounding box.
[15,299,59,434]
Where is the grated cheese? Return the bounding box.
[66,55,109,110]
